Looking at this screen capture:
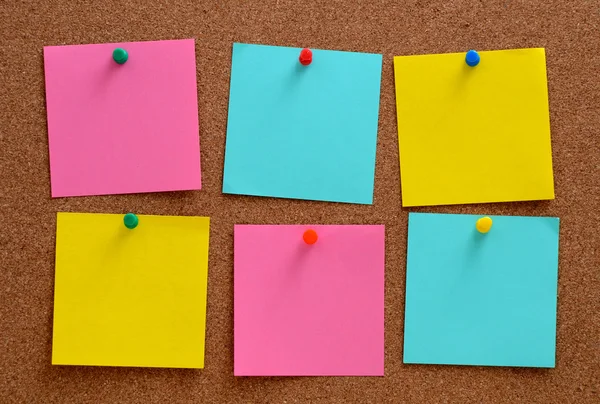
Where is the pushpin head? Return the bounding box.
[476,216,492,233]
[113,48,128,65]
[465,50,480,67]
[303,229,318,245]
[124,213,138,229]
[299,48,312,66]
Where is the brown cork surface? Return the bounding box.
[0,1,599,403]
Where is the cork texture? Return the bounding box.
[0,1,599,402]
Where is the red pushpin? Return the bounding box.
[299,48,312,66]
[303,229,318,245]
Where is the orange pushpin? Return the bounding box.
[303,229,318,245]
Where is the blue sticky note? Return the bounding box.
[223,43,382,204]
[404,213,560,368]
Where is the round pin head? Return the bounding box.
[124,213,138,229]
[465,50,480,67]
[303,229,318,244]
[113,48,129,64]
[476,216,492,233]
[299,48,312,66]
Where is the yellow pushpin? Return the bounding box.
[476,216,493,233]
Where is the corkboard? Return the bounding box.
[0,1,599,403]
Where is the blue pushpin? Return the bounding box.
[123,213,138,229]
[465,50,480,67]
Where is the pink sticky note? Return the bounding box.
[234,225,385,376]
[43,39,201,197]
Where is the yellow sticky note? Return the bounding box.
[52,212,210,368]
[394,48,554,207]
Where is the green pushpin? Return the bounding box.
[112,48,128,64]
[123,213,138,229]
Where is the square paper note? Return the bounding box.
[44,39,201,197]
[52,212,210,368]
[234,225,385,375]
[404,213,560,367]
[394,48,554,206]
[223,43,382,204]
